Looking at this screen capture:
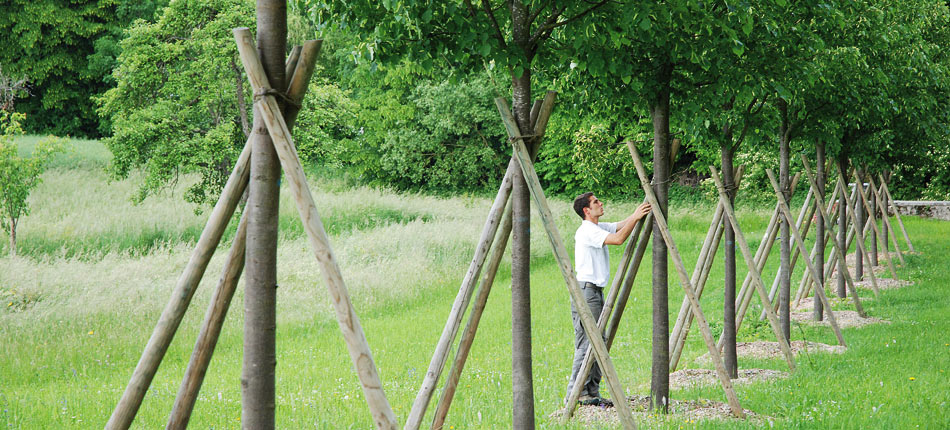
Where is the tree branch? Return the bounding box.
[529,0,611,46]
[481,0,508,48]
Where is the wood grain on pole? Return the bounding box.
[798,159,869,313]
[849,167,899,280]
[628,143,745,419]
[499,99,638,429]
[879,174,915,252]
[710,166,797,371]
[431,204,513,430]
[561,214,648,421]
[107,130,253,430]
[765,169,846,346]
[233,28,398,429]
[167,210,248,429]
[866,175,905,265]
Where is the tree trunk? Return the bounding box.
[814,142,825,321]
[869,170,878,266]
[855,168,864,280]
[649,59,672,413]
[242,3,285,429]
[8,218,15,257]
[836,157,849,298]
[721,138,738,379]
[881,176,888,256]
[509,3,535,427]
[777,100,791,342]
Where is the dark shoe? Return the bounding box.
[578,395,599,406]
[596,397,613,407]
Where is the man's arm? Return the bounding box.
[604,202,651,245]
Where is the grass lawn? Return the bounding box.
[1,138,948,429]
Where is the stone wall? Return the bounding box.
[892,201,950,221]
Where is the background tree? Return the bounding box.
[0,0,166,136]
[0,111,63,256]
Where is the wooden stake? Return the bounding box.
[797,158,868,314]
[845,166,899,282]
[879,174,915,252]
[107,134,252,430]
[765,169,847,346]
[669,166,745,371]
[234,28,397,429]
[606,215,654,349]
[431,204,513,430]
[866,174,905,265]
[792,182,841,305]
[562,214,649,420]
[628,143,745,418]
[761,185,815,320]
[166,210,248,429]
[710,167,796,371]
[500,99,638,429]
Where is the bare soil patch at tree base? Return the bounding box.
[854,277,914,290]
[793,296,870,312]
[791,310,891,328]
[696,341,845,364]
[668,368,789,390]
[551,395,771,426]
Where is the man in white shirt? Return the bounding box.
[567,192,651,406]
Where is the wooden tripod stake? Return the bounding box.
[628,143,745,418]
[709,167,797,370]
[233,28,397,428]
[866,175,905,264]
[765,169,847,346]
[428,93,557,430]
[879,174,915,252]
[797,158,869,314]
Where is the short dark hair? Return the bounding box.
[573,192,594,219]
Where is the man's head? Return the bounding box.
[573,192,604,221]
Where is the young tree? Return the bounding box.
[0,111,63,256]
[316,1,619,425]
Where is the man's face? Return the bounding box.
[586,195,605,218]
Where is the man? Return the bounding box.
[567,192,651,406]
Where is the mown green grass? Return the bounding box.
[1,138,947,429]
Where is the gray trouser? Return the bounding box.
[566,282,606,399]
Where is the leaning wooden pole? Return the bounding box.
[669,167,745,372]
[879,174,915,252]
[761,186,815,320]
[866,175,905,265]
[605,215,654,348]
[431,204,513,430]
[799,158,869,313]
[629,143,745,418]
[234,28,397,428]
[710,167,796,371]
[166,211,249,429]
[850,167,900,280]
[501,99,638,429]
[562,215,648,421]
[165,40,321,430]
[765,170,847,346]
[107,137,252,430]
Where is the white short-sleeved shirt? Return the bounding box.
[574,220,617,287]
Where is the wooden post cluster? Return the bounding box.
[107,30,406,429]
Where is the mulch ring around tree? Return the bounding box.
[791,310,891,328]
[551,395,772,427]
[695,341,845,364]
[792,295,871,312]
[668,368,789,390]
[853,277,914,290]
